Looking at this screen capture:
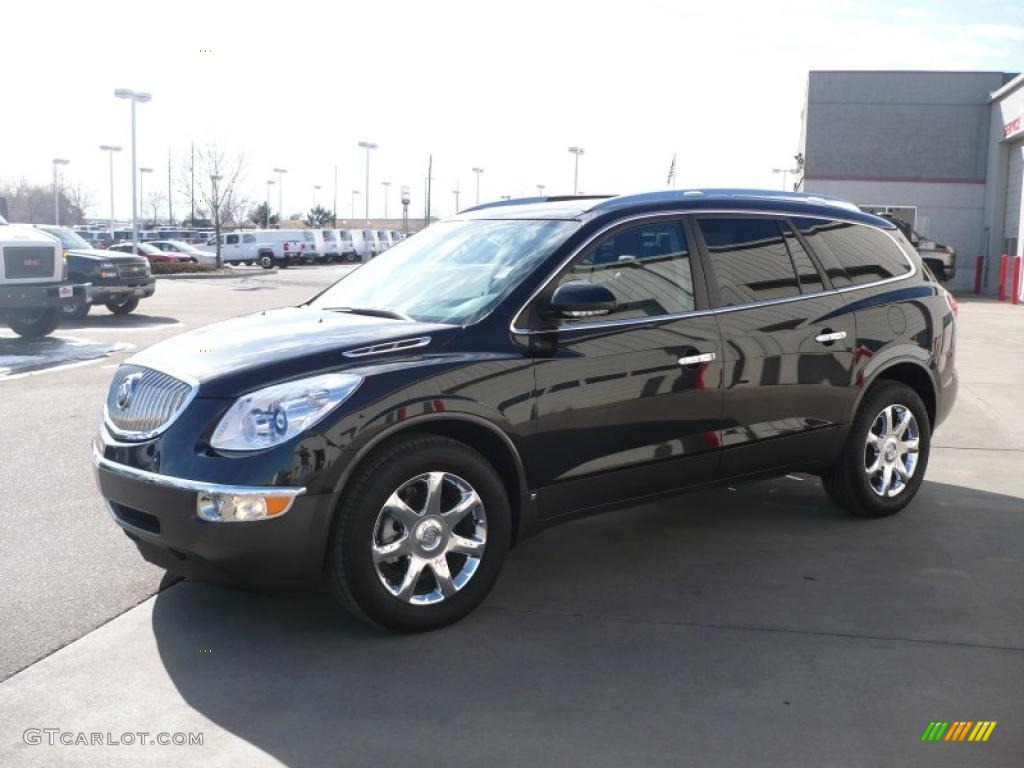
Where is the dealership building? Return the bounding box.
[799,70,1024,296]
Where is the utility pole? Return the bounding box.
[472,167,484,205]
[167,148,174,226]
[426,155,433,226]
[190,142,195,226]
[333,165,338,228]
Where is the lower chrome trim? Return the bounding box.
[91,440,306,498]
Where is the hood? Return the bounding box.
[66,247,146,264]
[1,225,62,247]
[128,305,458,397]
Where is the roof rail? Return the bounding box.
[459,194,615,214]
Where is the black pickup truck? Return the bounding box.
[35,226,156,319]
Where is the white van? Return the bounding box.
[375,229,393,252]
[347,229,372,262]
[319,229,339,262]
[335,229,357,262]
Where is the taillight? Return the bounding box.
[945,290,959,317]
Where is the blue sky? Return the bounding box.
[3,0,1023,221]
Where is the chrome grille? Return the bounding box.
[104,365,196,439]
[117,264,148,279]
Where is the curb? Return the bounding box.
[155,269,278,280]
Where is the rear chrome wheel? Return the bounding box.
[372,472,487,605]
[864,404,919,498]
[822,381,931,517]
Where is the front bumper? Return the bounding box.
[0,282,91,309]
[90,278,156,304]
[92,441,333,590]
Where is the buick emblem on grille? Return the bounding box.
[116,372,145,409]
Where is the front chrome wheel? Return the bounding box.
[864,404,919,498]
[371,472,487,605]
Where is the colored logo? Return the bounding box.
[921,721,997,742]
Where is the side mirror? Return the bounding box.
[548,280,617,319]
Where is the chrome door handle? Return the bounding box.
[814,331,847,343]
[678,352,716,366]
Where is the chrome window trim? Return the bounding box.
[102,361,201,441]
[92,440,306,498]
[342,336,432,358]
[509,209,916,335]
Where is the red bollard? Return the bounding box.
[974,254,984,294]
[1013,256,1023,306]
[997,254,1009,301]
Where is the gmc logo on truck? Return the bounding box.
[22,259,42,267]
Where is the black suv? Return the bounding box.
[35,226,155,318]
[92,190,958,631]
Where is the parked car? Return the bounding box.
[375,230,393,252]
[363,228,381,257]
[0,215,88,337]
[347,229,372,262]
[34,226,155,319]
[148,239,216,265]
[108,242,191,263]
[882,216,957,282]
[336,229,357,262]
[92,189,958,632]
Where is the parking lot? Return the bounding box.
[0,273,1021,767]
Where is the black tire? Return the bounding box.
[328,434,511,632]
[822,381,931,517]
[259,254,274,269]
[62,298,91,321]
[106,296,139,315]
[345,252,357,263]
[8,307,62,338]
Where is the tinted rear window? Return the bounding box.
[793,218,910,286]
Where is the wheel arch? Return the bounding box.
[327,413,530,546]
[857,360,937,428]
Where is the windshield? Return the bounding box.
[42,227,91,249]
[310,219,577,324]
[139,244,163,255]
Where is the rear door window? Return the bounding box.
[697,218,801,306]
[243,234,256,243]
[779,220,824,293]
[226,234,239,245]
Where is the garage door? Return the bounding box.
[1005,141,1023,248]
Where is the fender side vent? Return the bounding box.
[343,336,431,358]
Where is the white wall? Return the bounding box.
[804,178,985,293]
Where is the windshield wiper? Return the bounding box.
[324,306,412,321]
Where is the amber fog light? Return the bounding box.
[197,493,294,522]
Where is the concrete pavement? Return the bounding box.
[0,294,1021,766]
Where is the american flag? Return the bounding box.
[666,154,676,187]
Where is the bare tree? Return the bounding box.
[186,145,248,267]
[146,191,166,225]
[65,184,94,225]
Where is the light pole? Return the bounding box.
[313,184,322,210]
[381,181,391,219]
[358,141,377,222]
[114,88,152,252]
[273,167,287,226]
[772,167,800,191]
[536,183,545,197]
[99,146,121,233]
[500,195,511,201]
[51,158,69,225]
[265,180,275,227]
[568,146,584,195]
[471,167,484,205]
[139,167,153,225]
[452,182,460,214]
[350,189,360,219]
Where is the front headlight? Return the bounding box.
[210,373,362,451]
[100,263,118,278]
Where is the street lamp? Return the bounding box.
[99,146,121,234]
[313,184,322,210]
[536,183,545,197]
[452,183,460,214]
[471,167,484,205]
[381,181,391,219]
[772,167,800,191]
[51,158,69,225]
[139,167,153,225]
[358,141,377,222]
[265,180,275,227]
[500,195,511,201]
[350,189,360,219]
[568,146,584,195]
[114,88,152,252]
[273,167,287,225]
